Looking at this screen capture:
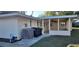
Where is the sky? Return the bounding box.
[25,11,43,17]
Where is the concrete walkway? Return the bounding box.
[0,34,49,47]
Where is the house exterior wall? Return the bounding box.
[66,19,72,31]
[31,20,37,27]
[0,16,38,39]
[0,16,73,39]
[0,17,18,39]
[17,17,38,39]
[17,17,38,28]
[17,17,30,39]
[17,17,38,30]
[17,18,72,37]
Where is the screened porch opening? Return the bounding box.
[50,19,58,30]
[50,19,69,31]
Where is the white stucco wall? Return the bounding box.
[17,17,29,39]
[31,20,37,27]
[17,17,29,29]
[0,17,18,39]
[0,16,38,39]
[66,19,72,31]
[17,17,38,39]
[17,17,38,29]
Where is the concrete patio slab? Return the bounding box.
[0,34,49,47]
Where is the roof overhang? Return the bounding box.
[0,13,77,20]
[40,15,77,20]
[0,13,40,20]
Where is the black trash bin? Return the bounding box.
[32,27,42,37]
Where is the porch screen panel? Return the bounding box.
[59,19,68,30]
[50,20,58,30]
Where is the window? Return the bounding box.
[59,22,67,30]
[24,24,27,27]
[37,20,42,27]
[60,22,65,26]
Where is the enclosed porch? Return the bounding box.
[41,15,77,36]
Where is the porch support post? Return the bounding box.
[58,18,59,31]
[68,18,71,31]
[42,19,44,34]
[49,19,50,31]
[37,20,38,27]
[30,19,32,27]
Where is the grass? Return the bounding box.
[31,29,79,47]
[72,27,79,29]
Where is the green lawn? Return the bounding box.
[31,29,79,47]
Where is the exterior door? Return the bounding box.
[44,20,49,33]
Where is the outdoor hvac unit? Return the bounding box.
[21,28,34,39]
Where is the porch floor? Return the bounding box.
[0,34,49,47]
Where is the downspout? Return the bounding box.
[30,11,33,27]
